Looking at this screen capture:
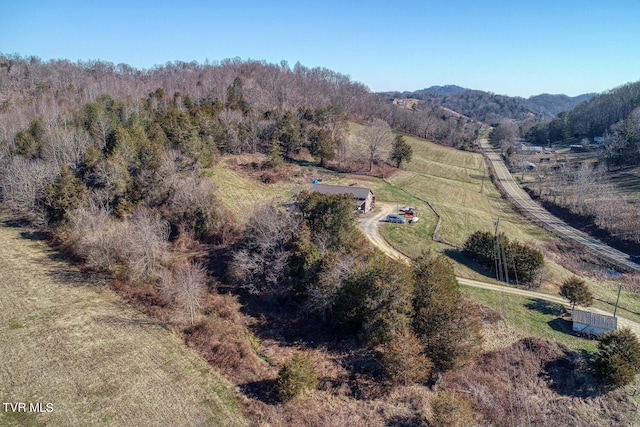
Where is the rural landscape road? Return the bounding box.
[359,201,640,337]
[480,140,640,273]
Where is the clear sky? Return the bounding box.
[2,0,639,97]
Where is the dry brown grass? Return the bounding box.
[441,338,638,427]
[0,219,248,427]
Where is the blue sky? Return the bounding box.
[2,1,639,97]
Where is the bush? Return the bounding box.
[595,328,640,388]
[163,175,235,243]
[64,206,169,284]
[276,353,317,401]
[430,391,476,427]
[381,327,432,385]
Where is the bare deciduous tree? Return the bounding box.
[161,262,208,325]
[228,204,299,295]
[41,123,91,168]
[0,157,59,218]
[357,118,393,173]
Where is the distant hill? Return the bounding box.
[527,93,596,117]
[388,86,595,123]
[409,85,468,95]
[562,80,640,138]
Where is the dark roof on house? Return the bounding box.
[310,184,373,200]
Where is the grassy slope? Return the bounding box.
[202,129,640,353]
[462,285,598,354]
[0,220,248,427]
[372,134,640,349]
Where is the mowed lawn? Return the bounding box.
[389,135,551,248]
[0,220,248,427]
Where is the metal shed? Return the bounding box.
[572,309,617,336]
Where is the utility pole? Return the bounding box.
[494,218,503,282]
[493,217,510,283]
[614,282,623,317]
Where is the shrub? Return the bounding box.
[430,391,476,427]
[276,353,317,401]
[64,206,169,284]
[163,175,235,243]
[595,328,640,388]
[381,327,432,385]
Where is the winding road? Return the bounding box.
[481,140,640,273]
[359,200,640,337]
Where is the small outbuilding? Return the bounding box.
[310,184,375,213]
[572,309,617,336]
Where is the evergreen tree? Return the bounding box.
[276,353,317,401]
[559,276,594,311]
[389,135,413,168]
[412,251,482,371]
[381,326,432,385]
[595,328,640,388]
[44,167,88,223]
[308,127,335,167]
[276,111,302,159]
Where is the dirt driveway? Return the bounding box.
[357,205,640,337]
[359,202,410,263]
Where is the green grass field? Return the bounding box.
[462,285,599,353]
[0,219,248,427]
[388,134,552,247]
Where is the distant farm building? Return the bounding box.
[310,184,375,213]
[392,98,420,110]
[572,309,617,336]
[517,161,537,170]
[518,144,544,154]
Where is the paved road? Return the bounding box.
[359,202,640,337]
[480,140,640,273]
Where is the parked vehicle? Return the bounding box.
[386,214,406,224]
[399,206,415,215]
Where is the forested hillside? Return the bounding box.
[0,53,481,152]
[388,86,594,123]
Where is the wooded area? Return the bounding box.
[2,52,640,426]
